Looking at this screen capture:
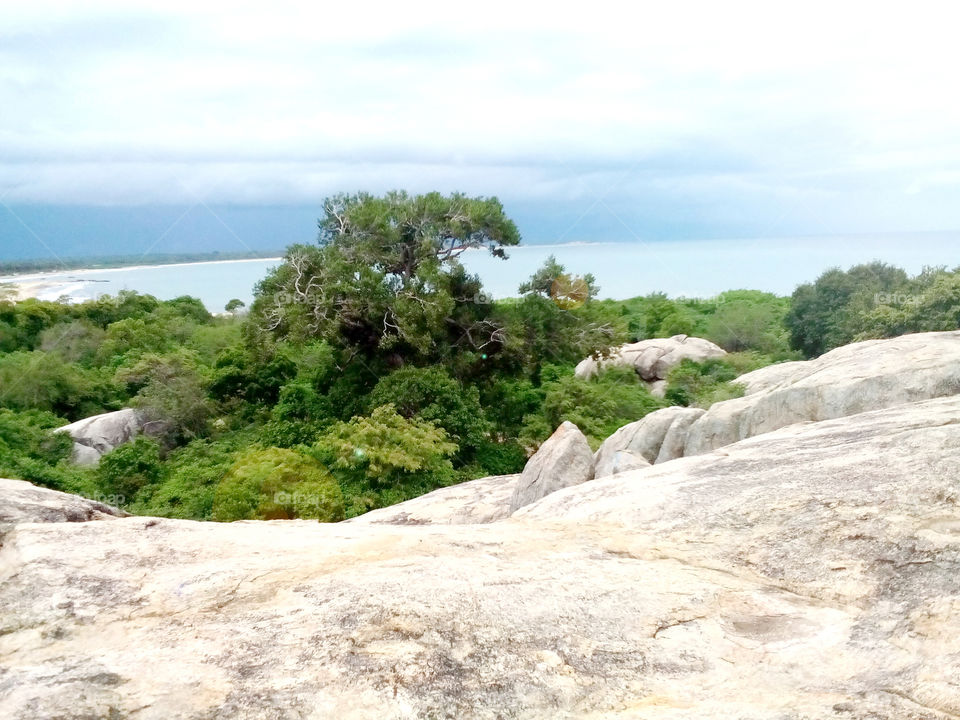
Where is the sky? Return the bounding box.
[2,1,960,258]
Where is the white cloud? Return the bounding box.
[2,0,959,235]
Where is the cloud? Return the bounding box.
[1,0,959,238]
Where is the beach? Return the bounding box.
[2,233,958,310]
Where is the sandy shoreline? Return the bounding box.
[0,257,283,302]
[0,256,283,283]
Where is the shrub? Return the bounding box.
[313,404,457,517]
[212,447,344,522]
[261,381,334,448]
[0,408,94,493]
[664,358,751,408]
[367,366,489,457]
[523,367,666,449]
[97,436,165,502]
[129,433,252,519]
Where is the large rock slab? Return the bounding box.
[55,408,146,466]
[2,396,960,718]
[0,478,126,541]
[509,421,594,512]
[574,335,726,397]
[683,330,960,455]
[593,406,705,478]
[347,474,519,525]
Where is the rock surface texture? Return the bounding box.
[348,474,519,525]
[55,408,147,466]
[0,478,126,541]
[509,421,594,512]
[574,335,726,396]
[593,406,705,478]
[683,330,960,455]
[2,393,960,718]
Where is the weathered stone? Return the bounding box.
[69,442,102,467]
[2,395,959,718]
[348,474,518,525]
[654,406,706,463]
[735,359,808,395]
[509,421,594,512]
[683,330,960,455]
[593,406,705,478]
[0,478,126,542]
[574,335,727,385]
[55,408,146,466]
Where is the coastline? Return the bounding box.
[0,256,283,303]
[0,256,284,283]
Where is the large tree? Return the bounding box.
[253,191,520,367]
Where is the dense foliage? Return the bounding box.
[2,192,955,522]
[785,263,960,355]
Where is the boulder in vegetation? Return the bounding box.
[574,334,726,396]
[509,420,594,512]
[55,408,147,466]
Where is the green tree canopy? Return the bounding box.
[251,191,520,367]
[785,263,908,356]
[212,447,344,522]
[313,403,456,516]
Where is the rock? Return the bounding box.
[348,474,519,525]
[683,330,960,456]
[2,395,960,718]
[0,478,126,541]
[574,335,727,390]
[55,408,147,466]
[593,406,705,478]
[509,421,594,513]
[69,442,102,467]
[734,359,808,396]
[592,444,651,479]
[654,406,706,463]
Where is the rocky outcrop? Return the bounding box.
[683,330,960,455]
[734,359,808,395]
[348,474,519,525]
[0,478,126,542]
[2,394,960,718]
[593,406,705,477]
[509,421,594,512]
[55,408,147,466]
[574,335,726,396]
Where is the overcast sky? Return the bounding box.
[2,0,959,241]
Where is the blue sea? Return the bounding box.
[3,233,958,311]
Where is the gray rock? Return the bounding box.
[593,406,705,478]
[0,478,126,542]
[69,442,102,467]
[654,406,706,463]
[2,395,960,718]
[683,330,960,455]
[55,408,146,466]
[735,359,809,396]
[348,474,519,525]
[574,335,727,385]
[509,421,594,512]
[591,445,651,478]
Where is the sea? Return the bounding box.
[2,233,957,311]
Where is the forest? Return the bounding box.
[1,192,958,522]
